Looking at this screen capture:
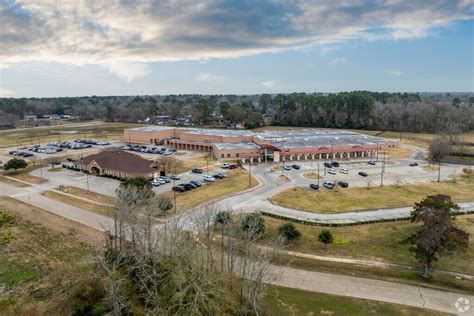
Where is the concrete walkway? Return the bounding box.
[267,264,474,315]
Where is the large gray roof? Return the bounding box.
[214,142,261,150]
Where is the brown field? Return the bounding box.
[42,191,115,217]
[157,168,258,212]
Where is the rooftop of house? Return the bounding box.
[79,149,156,174]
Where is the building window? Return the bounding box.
[221,154,224,158]
[236,153,240,158]
[227,153,230,158]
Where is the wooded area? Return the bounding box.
[1,92,473,133]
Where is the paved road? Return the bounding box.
[267,264,474,315]
[0,182,114,232]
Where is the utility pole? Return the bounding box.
[16,138,18,151]
[438,158,441,183]
[173,179,177,214]
[206,157,209,175]
[317,162,320,186]
[380,149,385,187]
[248,159,252,188]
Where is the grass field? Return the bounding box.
[0,198,101,314]
[271,175,474,213]
[157,168,258,211]
[59,186,115,205]
[42,191,115,217]
[303,172,323,179]
[0,122,145,148]
[0,176,30,187]
[263,286,446,316]
[258,215,474,276]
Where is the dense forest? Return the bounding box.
[1,92,473,133]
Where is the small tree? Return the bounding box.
[318,230,333,251]
[152,156,183,174]
[241,213,265,240]
[4,158,27,173]
[278,223,301,243]
[406,194,469,279]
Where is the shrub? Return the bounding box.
[278,222,301,242]
[241,213,265,240]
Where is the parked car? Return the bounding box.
[323,162,332,168]
[150,179,161,186]
[309,183,319,190]
[8,150,17,155]
[172,186,185,192]
[327,168,337,175]
[66,157,75,162]
[183,183,194,190]
[222,163,230,169]
[170,174,180,180]
[159,176,171,183]
[283,165,292,171]
[368,160,376,165]
[188,182,198,188]
[358,171,368,177]
[192,168,203,174]
[228,164,238,169]
[338,181,349,188]
[323,181,334,189]
[291,164,300,170]
[203,175,216,182]
[409,162,419,167]
[190,180,202,187]
[331,161,340,167]
[212,173,225,179]
[339,168,349,174]
[217,172,227,178]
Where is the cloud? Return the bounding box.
[330,57,347,65]
[0,88,15,97]
[261,80,276,87]
[320,46,339,56]
[386,70,404,76]
[0,0,472,78]
[102,60,151,81]
[195,73,224,82]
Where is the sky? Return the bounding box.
[0,0,473,97]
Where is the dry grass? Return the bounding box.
[303,172,322,179]
[271,165,284,171]
[170,153,216,174]
[157,168,258,211]
[9,172,47,185]
[385,146,414,159]
[0,122,145,148]
[0,176,30,187]
[59,186,115,205]
[271,175,474,213]
[0,197,100,314]
[279,175,290,182]
[42,191,115,217]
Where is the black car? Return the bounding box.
[192,168,203,174]
[368,161,376,165]
[188,182,198,188]
[309,183,319,190]
[338,181,349,188]
[331,161,340,167]
[172,186,185,192]
[190,180,202,187]
[170,174,180,180]
[8,150,17,155]
[212,173,224,179]
[409,162,419,167]
[291,164,301,170]
[358,171,368,177]
[323,162,332,168]
[21,152,34,157]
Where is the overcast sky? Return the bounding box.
[0,0,473,97]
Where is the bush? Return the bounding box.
[278,222,301,242]
[318,230,333,250]
[241,213,265,240]
[4,158,27,173]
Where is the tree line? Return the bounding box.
[1,91,473,133]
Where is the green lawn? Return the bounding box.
[0,207,101,314]
[259,215,474,276]
[263,286,447,316]
[271,175,474,213]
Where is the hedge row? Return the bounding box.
[259,209,474,227]
[62,165,125,181]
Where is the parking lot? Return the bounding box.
[253,158,464,191]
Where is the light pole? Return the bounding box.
[249,158,252,188]
[380,149,385,187]
[173,179,177,214]
[437,158,441,183]
[317,162,320,186]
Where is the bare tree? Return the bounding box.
[152,156,183,174]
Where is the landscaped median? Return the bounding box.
[271,175,474,214]
[41,186,116,217]
[156,168,258,211]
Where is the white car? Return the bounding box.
[150,180,161,186]
[203,175,216,182]
[339,168,349,174]
[327,168,337,175]
[222,163,230,168]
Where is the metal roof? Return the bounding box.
[214,142,261,150]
